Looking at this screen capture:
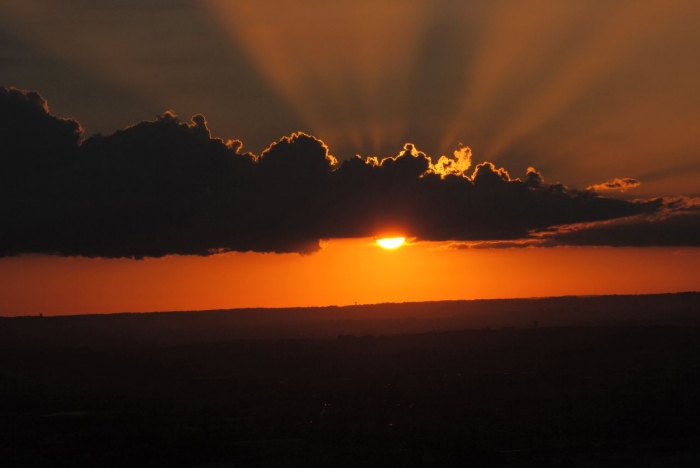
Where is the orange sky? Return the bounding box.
[1,241,698,316]
[1,1,699,316]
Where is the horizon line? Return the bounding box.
[4,290,698,319]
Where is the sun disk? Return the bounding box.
[376,237,406,249]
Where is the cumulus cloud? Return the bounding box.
[0,87,82,196]
[0,87,82,154]
[0,87,680,258]
[430,145,472,177]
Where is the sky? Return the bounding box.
[1,0,699,315]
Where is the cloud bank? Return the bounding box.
[1,87,694,258]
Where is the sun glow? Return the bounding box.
[376,237,406,249]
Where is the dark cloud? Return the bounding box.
[538,199,700,247]
[0,87,82,197]
[447,240,541,250]
[0,87,673,258]
[451,198,700,249]
[0,86,82,157]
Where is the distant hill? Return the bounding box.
[1,293,699,348]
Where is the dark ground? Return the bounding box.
[1,293,700,467]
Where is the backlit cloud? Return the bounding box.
[588,177,641,192]
[1,87,687,258]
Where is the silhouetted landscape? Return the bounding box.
[1,293,700,466]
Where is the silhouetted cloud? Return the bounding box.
[0,87,680,258]
[538,198,700,247]
[446,240,541,250]
[450,197,700,249]
[0,87,82,197]
[0,86,82,158]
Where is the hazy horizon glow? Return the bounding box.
[1,240,698,316]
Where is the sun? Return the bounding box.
[376,237,406,249]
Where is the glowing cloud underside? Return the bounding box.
[376,237,406,249]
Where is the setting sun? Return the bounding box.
[376,237,406,249]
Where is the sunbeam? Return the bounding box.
[2,0,699,194]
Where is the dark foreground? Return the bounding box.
[1,294,700,467]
